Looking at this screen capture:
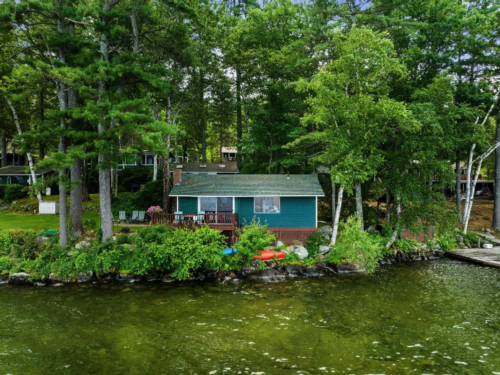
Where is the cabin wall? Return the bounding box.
[236,197,316,228]
[178,197,198,213]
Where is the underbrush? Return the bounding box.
[0,226,228,280]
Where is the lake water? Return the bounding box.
[0,259,499,375]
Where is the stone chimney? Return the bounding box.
[173,168,182,185]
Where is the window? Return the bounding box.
[254,197,280,213]
[199,197,233,213]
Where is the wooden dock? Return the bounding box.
[448,247,500,268]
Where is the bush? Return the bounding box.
[326,215,383,273]
[392,238,419,253]
[305,230,328,256]
[4,184,27,202]
[465,232,479,246]
[233,219,277,268]
[112,180,163,214]
[0,185,6,200]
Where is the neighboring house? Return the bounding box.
[170,162,239,175]
[156,171,324,244]
[0,166,51,185]
[221,147,237,162]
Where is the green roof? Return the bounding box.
[170,174,324,197]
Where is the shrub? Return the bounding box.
[84,219,97,230]
[232,219,277,268]
[305,230,328,256]
[129,225,227,279]
[4,184,27,202]
[326,215,383,273]
[465,232,479,246]
[392,238,419,253]
[0,185,6,200]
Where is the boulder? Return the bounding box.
[336,262,365,274]
[0,280,8,286]
[315,261,336,274]
[34,282,46,287]
[162,276,176,283]
[248,269,286,283]
[486,228,491,233]
[35,236,49,244]
[48,273,65,284]
[318,245,330,255]
[318,226,332,234]
[285,265,303,275]
[291,245,308,259]
[77,272,93,283]
[75,240,91,250]
[301,267,322,277]
[223,276,233,283]
[231,278,242,284]
[456,235,463,242]
[10,272,31,285]
[366,225,377,233]
[275,240,285,248]
[432,244,441,251]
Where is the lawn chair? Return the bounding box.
[131,211,139,223]
[138,211,146,223]
[119,211,126,223]
[196,211,205,225]
[174,211,183,225]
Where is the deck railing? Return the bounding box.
[151,213,236,228]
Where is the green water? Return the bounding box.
[0,259,499,375]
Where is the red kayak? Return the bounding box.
[253,251,286,261]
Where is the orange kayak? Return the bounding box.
[253,251,286,261]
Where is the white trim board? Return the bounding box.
[171,194,324,198]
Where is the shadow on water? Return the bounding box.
[0,259,499,374]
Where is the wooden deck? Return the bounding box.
[447,247,500,268]
[151,213,237,231]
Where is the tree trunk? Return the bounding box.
[70,160,83,237]
[385,197,401,248]
[330,186,344,246]
[1,133,6,167]
[354,182,364,230]
[493,105,500,229]
[331,181,336,223]
[385,192,391,224]
[456,154,462,222]
[153,155,158,181]
[81,159,90,201]
[97,0,117,243]
[38,88,45,161]
[2,94,42,202]
[236,67,242,170]
[68,86,83,238]
[200,70,207,163]
[163,90,172,212]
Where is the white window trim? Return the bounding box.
[254,197,281,214]
[198,196,235,213]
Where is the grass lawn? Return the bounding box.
[1,193,144,233]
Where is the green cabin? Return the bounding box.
[169,172,324,231]
[0,166,51,185]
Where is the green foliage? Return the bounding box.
[392,239,419,253]
[3,184,28,203]
[436,234,457,251]
[0,225,229,281]
[305,230,328,256]
[326,216,383,273]
[112,180,163,214]
[464,232,479,247]
[84,219,97,230]
[0,185,6,200]
[233,219,277,268]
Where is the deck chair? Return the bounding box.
[119,211,126,223]
[196,211,205,225]
[174,211,183,225]
[138,211,146,223]
[131,211,139,223]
